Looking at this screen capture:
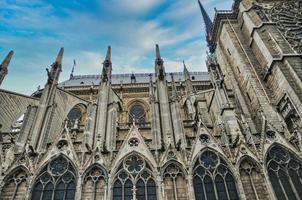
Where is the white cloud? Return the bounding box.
[0,0,234,94]
[112,0,162,15]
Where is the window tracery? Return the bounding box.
[31,156,76,200]
[82,166,107,200]
[1,168,28,200]
[239,158,269,199]
[163,163,188,200]
[193,150,239,200]
[129,104,146,124]
[266,145,302,200]
[112,154,157,200]
[67,104,87,129]
[270,1,302,53]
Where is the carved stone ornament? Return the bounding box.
[128,137,139,147]
[167,150,176,159]
[199,134,210,144]
[270,1,302,53]
[266,130,276,140]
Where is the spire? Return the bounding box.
[105,45,111,61]
[55,48,64,65]
[156,44,161,59]
[183,61,193,94]
[70,59,76,79]
[46,48,64,84]
[198,0,215,53]
[155,44,165,80]
[0,50,14,85]
[102,46,112,82]
[183,60,190,80]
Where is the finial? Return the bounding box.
[183,60,188,71]
[0,50,14,85]
[105,46,111,61]
[55,48,64,65]
[102,46,112,82]
[70,59,75,79]
[155,44,161,59]
[183,60,190,78]
[0,51,14,68]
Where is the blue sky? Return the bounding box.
[0,0,233,94]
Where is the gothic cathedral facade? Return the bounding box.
[0,0,302,199]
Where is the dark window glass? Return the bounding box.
[32,182,43,200]
[66,181,76,200]
[204,175,215,200]
[268,170,286,200]
[112,154,157,200]
[267,146,302,200]
[147,179,157,200]
[124,180,133,200]
[113,180,122,200]
[289,169,302,197]
[193,150,239,200]
[193,176,205,200]
[54,182,65,200]
[279,170,297,200]
[42,183,54,200]
[129,104,146,124]
[31,157,76,200]
[215,175,227,199]
[67,107,82,121]
[225,174,238,200]
[136,179,145,200]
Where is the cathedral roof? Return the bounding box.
[59,72,209,87]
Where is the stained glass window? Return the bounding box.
[67,104,86,128]
[129,104,146,124]
[192,150,239,200]
[266,145,302,200]
[31,156,76,200]
[112,154,157,200]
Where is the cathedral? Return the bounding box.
[0,0,302,199]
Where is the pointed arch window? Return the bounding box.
[67,104,87,128]
[31,156,77,200]
[82,165,107,199]
[239,158,269,199]
[129,103,146,124]
[266,145,302,200]
[1,168,28,200]
[192,150,239,200]
[163,163,188,200]
[112,154,157,200]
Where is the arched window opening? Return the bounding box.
[112,154,157,200]
[163,163,188,200]
[1,168,28,200]
[67,104,87,128]
[82,166,107,199]
[192,150,239,200]
[239,158,269,199]
[266,145,302,200]
[128,103,146,124]
[31,156,77,200]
